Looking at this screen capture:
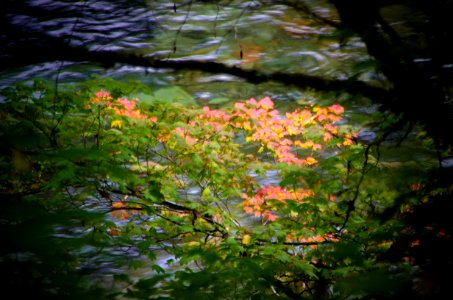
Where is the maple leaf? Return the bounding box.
[257,97,274,110]
[329,104,344,114]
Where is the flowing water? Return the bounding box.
[1,0,370,107]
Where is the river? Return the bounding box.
[1,0,371,108]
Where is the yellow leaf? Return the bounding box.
[201,187,212,199]
[187,241,201,248]
[242,233,251,245]
[111,119,123,128]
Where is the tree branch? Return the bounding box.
[1,19,390,104]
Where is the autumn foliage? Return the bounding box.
[87,92,356,232]
[161,96,355,222]
[11,82,431,299]
[89,89,157,126]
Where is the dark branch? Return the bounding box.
[0,18,390,104]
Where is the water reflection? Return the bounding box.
[1,0,368,97]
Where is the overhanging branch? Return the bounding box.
[1,19,390,104]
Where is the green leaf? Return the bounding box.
[208,97,230,105]
[152,264,166,274]
[147,86,196,106]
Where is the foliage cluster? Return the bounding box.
[0,78,449,299]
